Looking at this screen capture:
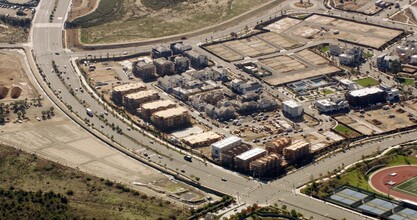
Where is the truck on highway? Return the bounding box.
[86,108,93,117]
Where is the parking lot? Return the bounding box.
[0,3,34,19]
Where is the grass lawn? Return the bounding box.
[321,88,334,95]
[354,77,379,87]
[317,45,329,53]
[398,78,415,86]
[334,124,354,135]
[0,144,189,219]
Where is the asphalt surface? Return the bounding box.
[25,0,417,219]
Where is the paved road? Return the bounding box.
[26,0,417,219]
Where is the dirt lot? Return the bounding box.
[335,103,417,135]
[391,6,417,25]
[0,50,38,101]
[68,0,98,21]
[223,36,278,58]
[205,44,244,62]
[0,23,28,43]
[0,52,205,206]
[267,14,404,49]
[203,31,299,61]
[257,49,340,86]
[75,0,272,44]
[259,55,306,73]
[80,58,140,96]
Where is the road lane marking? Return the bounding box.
[33,23,62,28]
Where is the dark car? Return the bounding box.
[184,155,192,162]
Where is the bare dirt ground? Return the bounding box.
[0,50,206,206]
[0,23,28,43]
[68,0,98,21]
[0,50,38,101]
[391,8,417,25]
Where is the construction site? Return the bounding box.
[257,48,341,86]
[264,14,404,49]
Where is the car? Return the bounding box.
[184,155,192,162]
[221,178,227,181]
[180,169,185,173]
[150,141,154,144]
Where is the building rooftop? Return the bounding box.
[316,99,335,106]
[125,90,158,99]
[283,100,301,108]
[113,82,146,92]
[212,136,242,149]
[349,87,383,97]
[153,57,172,64]
[236,148,267,161]
[152,106,188,118]
[136,61,155,68]
[285,139,310,151]
[140,100,176,110]
[182,131,221,145]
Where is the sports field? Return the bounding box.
[394,176,417,197]
[370,165,417,203]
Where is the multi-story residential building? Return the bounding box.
[170,42,192,55]
[174,56,190,73]
[157,75,184,92]
[346,87,386,108]
[249,154,281,177]
[235,148,267,172]
[111,82,147,105]
[184,50,208,69]
[151,106,190,130]
[133,61,157,80]
[211,136,242,159]
[123,90,159,111]
[137,99,176,118]
[182,131,222,148]
[282,100,303,118]
[283,139,310,162]
[266,137,292,154]
[315,96,349,113]
[151,46,173,59]
[153,58,174,76]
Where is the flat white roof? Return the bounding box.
[339,79,355,84]
[212,136,241,149]
[236,148,266,161]
[316,99,335,106]
[349,87,383,97]
[283,100,301,108]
